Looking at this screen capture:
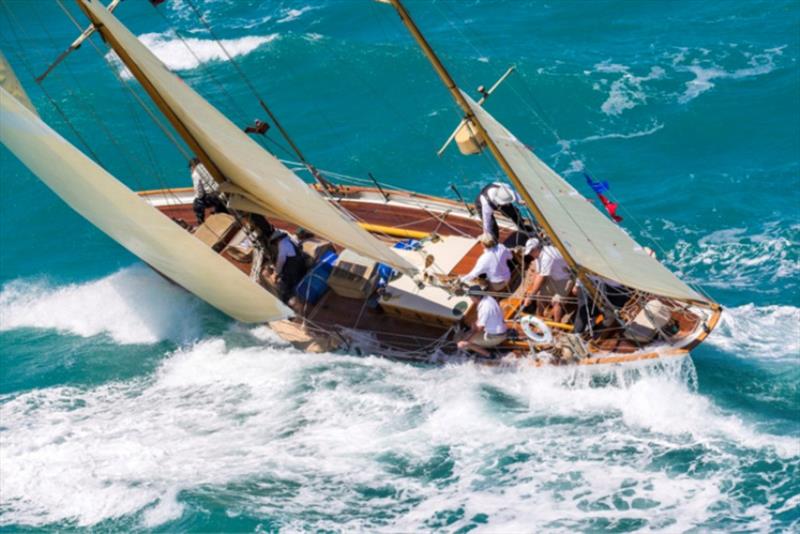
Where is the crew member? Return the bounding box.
[190,158,227,224]
[269,230,307,303]
[475,182,532,241]
[461,233,512,292]
[572,275,632,335]
[521,237,572,323]
[457,282,508,357]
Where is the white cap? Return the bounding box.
[487,183,520,206]
[524,237,541,256]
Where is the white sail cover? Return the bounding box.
[0,50,37,116]
[0,87,291,323]
[462,91,707,303]
[78,0,417,276]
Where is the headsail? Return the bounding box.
[0,87,291,323]
[0,50,37,116]
[461,91,707,303]
[76,0,418,277]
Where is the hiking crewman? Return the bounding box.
[475,182,533,241]
[190,158,227,224]
[269,230,307,303]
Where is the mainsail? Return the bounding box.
[76,0,418,276]
[0,87,291,323]
[461,91,707,303]
[0,50,37,116]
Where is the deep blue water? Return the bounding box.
[0,1,798,531]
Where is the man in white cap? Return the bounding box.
[474,182,532,241]
[457,281,508,357]
[521,237,572,323]
[460,233,512,293]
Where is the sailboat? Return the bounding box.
[0,0,721,366]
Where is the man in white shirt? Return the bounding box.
[190,158,226,224]
[268,230,307,303]
[521,237,573,322]
[474,182,533,241]
[461,233,512,292]
[457,283,508,357]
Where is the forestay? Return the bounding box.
[0,87,291,323]
[77,0,417,277]
[461,91,708,303]
[0,50,37,116]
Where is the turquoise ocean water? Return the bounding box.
[1,0,798,531]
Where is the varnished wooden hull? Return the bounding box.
[139,185,719,368]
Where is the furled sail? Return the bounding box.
[76,0,417,276]
[461,91,708,303]
[0,50,37,116]
[0,87,291,323]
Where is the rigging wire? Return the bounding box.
[55,0,189,205]
[180,0,330,181]
[148,0,302,165]
[0,2,104,166]
[29,6,152,193]
[427,0,713,303]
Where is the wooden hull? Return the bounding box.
[139,185,719,368]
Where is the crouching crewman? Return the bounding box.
[457,281,508,357]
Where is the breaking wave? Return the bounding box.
[0,339,796,530]
[106,30,279,78]
[707,304,800,362]
[665,222,799,292]
[0,265,204,345]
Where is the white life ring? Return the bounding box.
[520,315,553,345]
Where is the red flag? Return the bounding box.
[597,193,623,223]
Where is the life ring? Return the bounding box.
[520,315,553,345]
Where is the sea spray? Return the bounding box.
[1,336,795,530]
[0,266,206,345]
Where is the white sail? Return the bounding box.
[0,50,37,116]
[0,87,291,323]
[77,0,418,276]
[462,91,708,303]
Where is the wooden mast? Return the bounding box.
[74,0,334,193]
[384,0,601,299]
[75,0,226,184]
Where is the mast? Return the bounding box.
[76,0,226,185]
[384,0,600,298]
[75,0,334,193]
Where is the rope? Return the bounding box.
[55,0,188,206]
[0,3,103,165]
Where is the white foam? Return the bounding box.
[0,340,795,530]
[707,304,800,362]
[106,31,279,78]
[593,61,664,115]
[675,45,785,103]
[277,6,317,24]
[0,265,204,344]
[667,222,799,291]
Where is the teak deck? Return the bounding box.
[142,186,713,364]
